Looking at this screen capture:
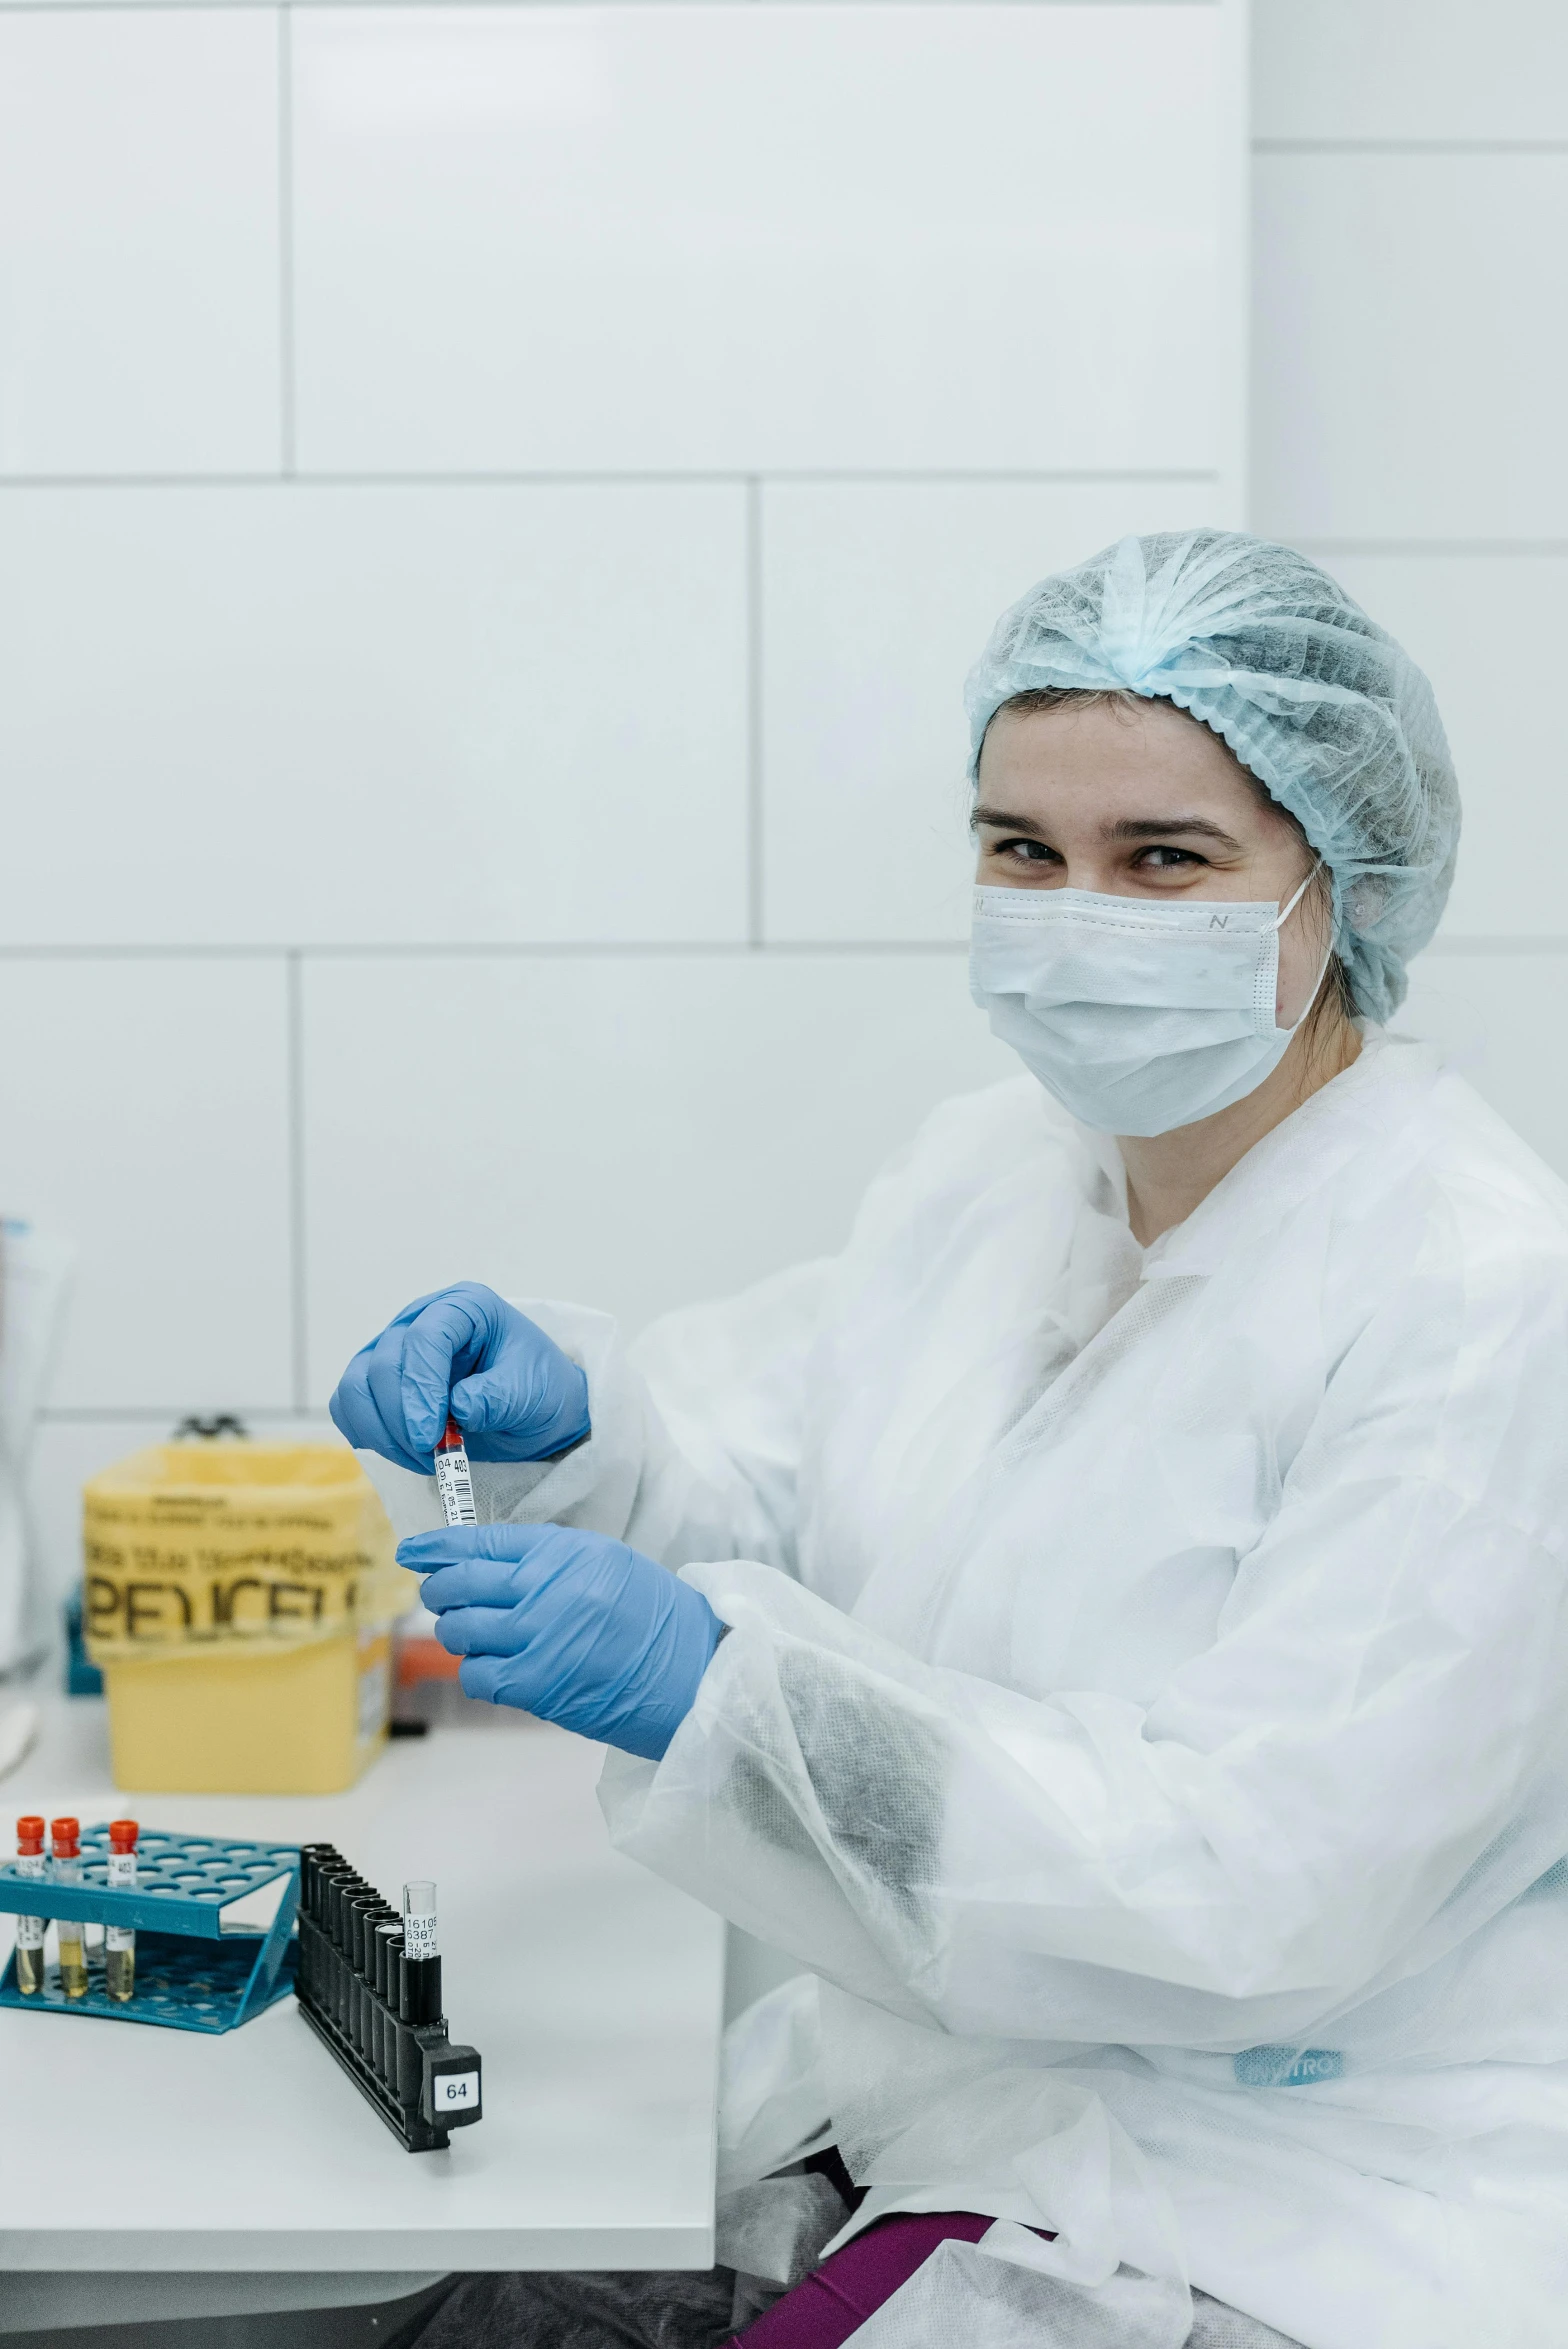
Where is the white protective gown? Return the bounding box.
[366,1031,1568,2349]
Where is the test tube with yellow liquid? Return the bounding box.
[105,1820,138,2001]
[50,1819,87,1997]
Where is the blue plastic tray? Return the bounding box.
[0,1828,299,2033]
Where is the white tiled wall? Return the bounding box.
[290,6,1228,476]
[1252,0,1568,143]
[0,1,1247,1614]
[0,12,282,476]
[0,958,295,1410]
[1253,152,1568,539]
[0,484,751,946]
[1252,0,1568,1138]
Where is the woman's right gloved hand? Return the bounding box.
[329,1281,591,1477]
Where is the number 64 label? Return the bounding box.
[433,2071,479,2111]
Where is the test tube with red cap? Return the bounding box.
[13,1817,46,1995]
[433,1418,477,1529]
[105,1820,139,2002]
[51,1818,87,1998]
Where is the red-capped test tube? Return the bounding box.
[13,1817,46,1995]
[433,1417,477,1529]
[51,1818,87,1999]
[105,1820,139,2002]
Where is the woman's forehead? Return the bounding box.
[977,699,1278,826]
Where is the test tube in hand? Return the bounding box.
[434,1418,477,1528]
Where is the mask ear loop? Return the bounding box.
[1274,861,1335,1036]
[1274,865,1318,931]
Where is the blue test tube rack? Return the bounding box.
[0,1827,299,2033]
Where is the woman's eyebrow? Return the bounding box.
[970,804,1047,836]
[971,806,1246,852]
[1105,815,1244,848]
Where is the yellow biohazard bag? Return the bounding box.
[83,1443,416,1795]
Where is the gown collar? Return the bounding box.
[1089,1028,1444,1281]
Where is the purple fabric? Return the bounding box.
[733,2212,1010,2348]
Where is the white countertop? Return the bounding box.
[0,1697,725,2274]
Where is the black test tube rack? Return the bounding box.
[294,1843,483,2152]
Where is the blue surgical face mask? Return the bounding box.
[969,871,1327,1137]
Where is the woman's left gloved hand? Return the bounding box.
[398,1524,725,1762]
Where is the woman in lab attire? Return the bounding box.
[337,533,1568,2349]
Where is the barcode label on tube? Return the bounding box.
[434,1450,477,1527]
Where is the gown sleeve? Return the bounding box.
[601,1225,1568,2049]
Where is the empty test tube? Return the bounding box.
[50,1818,87,1998]
[373,1920,403,2080]
[297,1846,339,2001]
[361,1903,395,2057]
[298,1844,339,1925]
[337,1885,369,2031]
[348,1894,381,2048]
[433,1419,477,1528]
[402,1879,437,1960]
[13,1816,46,1995]
[104,1820,139,2002]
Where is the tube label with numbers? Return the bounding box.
[14,1848,44,1944]
[434,1446,477,1528]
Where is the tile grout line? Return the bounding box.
[1256,137,1568,156]
[0,468,1224,493]
[0,936,1563,961]
[745,476,765,949]
[285,948,310,1413]
[277,3,297,478]
[0,1,1216,14]
[0,940,974,961]
[1289,539,1568,557]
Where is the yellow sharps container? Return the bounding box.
[83,1443,416,1795]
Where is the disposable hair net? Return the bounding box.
[964,530,1460,1021]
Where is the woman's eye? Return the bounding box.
[991,837,1055,864]
[1136,845,1205,870]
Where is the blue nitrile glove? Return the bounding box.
[399,1524,725,1761]
[329,1282,591,1478]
